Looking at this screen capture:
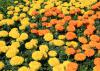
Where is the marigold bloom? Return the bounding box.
[84,49,95,57]
[44,33,53,41]
[81,44,90,50]
[0,61,4,70]
[18,66,29,71]
[74,53,86,61]
[96,43,100,49]
[66,62,78,71]
[78,37,88,44]
[48,57,60,67]
[90,35,100,42]
[65,47,76,55]
[41,16,47,21]
[30,23,37,28]
[10,56,24,66]
[67,25,75,32]
[55,24,64,31]
[65,32,77,40]
[32,51,43,61]
[76,20,83,27]
[94,58,100,66]
[89,41,97,48]
[64,16,71,21]
[93,65,100,71]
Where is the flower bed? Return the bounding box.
[0,0,100,71]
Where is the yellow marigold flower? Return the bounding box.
[39,45,49,52]
[21,18,30,26]
[19,25,26,30]
[0,41,6,47]
[6,19,14,25]
[25,42,34,49]
[30,39,38,47]
[19,5,24,8]
[70,41,78,48]
[0,46,8,53]
[7,11,13,15]
[66,42,71,46]
[39,9,45,14]
[48,50,57,57]
[58,35,65,40]
[18,66,29,71]
[0,14,3,20]
[6,48,19,58]
[52,39,64,46]
[0,30,8,37]
[48,57,60,67]
[12,16,19,21]
[53,64,64,71]
[11,42,20,48]
[10,56,24,66]
[44,33,53,41]
[0,61,4,70]
[17,33,28,41]
[7,6,14,10]
[23,7,29,12]
[29,61,41,70]
[9,28,20,39]
[32,51,43,61]
[19,13,26,18]
[15,7,20,12]
[14,1,18,4]
[14,13,19,16]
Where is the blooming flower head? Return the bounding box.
[48,57,60,67]
[44,33,53,41]
[32,51,43,61]
[10,56,24,66]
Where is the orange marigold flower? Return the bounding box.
[31,29,38,34]
[76,20,83,27]
[70,10,75,15]
[44,11,52,17]
[89,41,97,48]
[94,57,100,66]
[55,24,64,31]
[66,62,78,71]
[32,11,39,15]
[67,25,75,32]
[65,32,77,40]
[81,44,90,50]
[74,53,86,61]
[90,35,100,42]
[78,37,88,44]
[90,15,97,20]
[96,43,100,49]
[42,22,48,26]
[58,13,65,18]
[78,16,83,20]
[64,16,71,21]
[41,16,47,21]
[50,19,58,25]
[69,20,77,26]
[65,47,76,55]
[84,49,95,57]
[84,29,94,36]
[46,23,52,28]
[30,23,37,28]
[93,65,100,71]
